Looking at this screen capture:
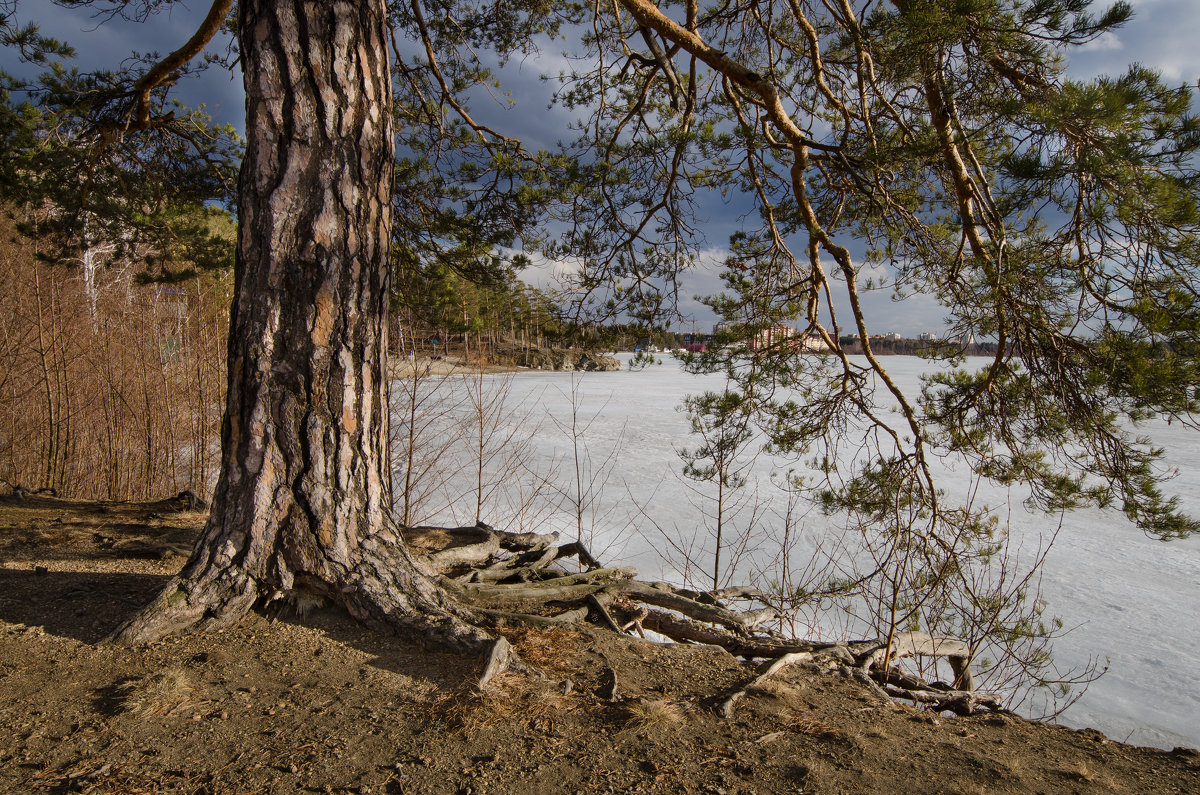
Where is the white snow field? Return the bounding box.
[398,354,1200,750]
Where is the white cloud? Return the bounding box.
[1077,30,1124,53]
[1069,0,1200,82]
[507,249,581,291]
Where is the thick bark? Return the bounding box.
[110,0,492,659]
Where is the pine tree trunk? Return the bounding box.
[110,0,500,660]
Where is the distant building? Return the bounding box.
[799,334,831,352]
[917,332,940,342]
[748,324,796,352]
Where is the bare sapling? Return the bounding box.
[389,349,466,526]
[752,488,857,641]
[545,372,633,565]
[677,381,764,591]
[451,367,557,534]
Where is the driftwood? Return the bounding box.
[881,684,1002,716]
[456,567,639,601]
[609,603,868,661]
[0,481,58,501]
[471,605,591,628]
[888,632,975,692]
[405,523,608,586]
[616,581,777,633]
[405,520,1001,715]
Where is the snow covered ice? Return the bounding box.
[398,354,1200,750]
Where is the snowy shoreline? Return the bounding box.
[397,353,1200,750]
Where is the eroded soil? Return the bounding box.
[2,495,1198,794]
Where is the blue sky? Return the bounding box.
[4,0,1199,335]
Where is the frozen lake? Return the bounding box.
[397,354,1200,750]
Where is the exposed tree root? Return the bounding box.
[110,517,1001,710]
[881,683,1003,715]
[107,523,534,688]
[104,565,259,645]
[587,593,624,634]
[720,652,814,718]
[411,521,1003,715]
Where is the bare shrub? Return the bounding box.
[452,367,557,533]
[0,208,229,501]
[545,372,633,562]
[388,351,464,525]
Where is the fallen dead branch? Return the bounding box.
[720,652,813,718]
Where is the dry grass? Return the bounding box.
[430,674,578,735]
[623,698,687,732]
[400,526,456,553]
[494,624,588,675]
[787,713,847,741]
[119,667,199,718]
[1055,758,1114,787]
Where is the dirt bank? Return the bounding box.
[2,496,1197,794]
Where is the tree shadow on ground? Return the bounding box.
[0,494,205,560]
[272,605,480,691]
[0,495,203,642]
[1,492,472,691]
[0,569,169,643]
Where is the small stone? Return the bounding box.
[33,566,48,575]
[288,763,298,774]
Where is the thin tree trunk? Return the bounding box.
[32,265,58,491]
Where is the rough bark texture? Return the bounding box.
[110,0,486,653]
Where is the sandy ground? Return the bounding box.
[2,495,1199,794]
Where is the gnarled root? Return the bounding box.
[105,565,258,645]
[370,525,1003,712]
[720,652,814,718]
[107,523,536,687]
[341,533,538,686]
